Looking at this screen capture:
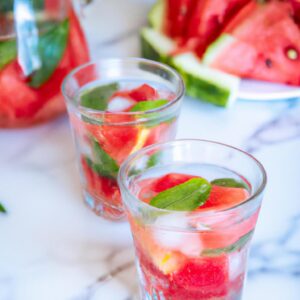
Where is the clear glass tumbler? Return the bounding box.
[118,139,267,300]
[62,58,184,221]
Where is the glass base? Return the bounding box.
[83,191,126,221]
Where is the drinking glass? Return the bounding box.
[62,58,184,220]
[118,139,267,300]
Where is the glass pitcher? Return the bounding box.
[0,0,89,128]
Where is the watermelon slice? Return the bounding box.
[184,0,251,56]
[203,1,300,86]
[173,53,240,107]
[164,0,198,39]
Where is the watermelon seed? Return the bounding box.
[286,48,298,61]
[265,59,273,68]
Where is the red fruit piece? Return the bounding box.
[128,84,158,101]
[171,256,229,298]
[81,156,121,207]
[199,185,248,211]
[194,186,253,250]
[153,173,197,193]
[85,114,139,164]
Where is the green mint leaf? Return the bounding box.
[150,178,211,211]
[81,82,119,110]
[92,140,119,179]
[0,39,17,70]
[211,178,247,189]
[0,202,7,214]
[146,151,161,168]
[130,99,170,128]
[85,156,116,179]
[130,99,168,112]
[29,19,69,88]
[202,230,254,256]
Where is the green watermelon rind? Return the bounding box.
[140,28,240,107]
[140,27,176,64]
[202,34,236,66]
[148,0,165,32]
[173,53,240,107]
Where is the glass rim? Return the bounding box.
[118,139,267,219]
[61,57,185,124]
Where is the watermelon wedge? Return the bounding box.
[184,0,251,56]
[164,0,198,39]
[203,1,300,86]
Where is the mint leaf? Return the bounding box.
[81,82,119,110]
[146,151,161,168]
[130,99,170,128]
[0,39,17,70]
[29,19,69,88]
[150,178,211,211]
[92,140,119,178]
[211,178,247,189]
[0,202,7,214]
[130,99,168,112]
[202,231,254,256]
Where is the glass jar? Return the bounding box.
[0,0,89,128]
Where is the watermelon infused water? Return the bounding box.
[62,59,184,220]
[118,140,267,299]
[0,0,89,128]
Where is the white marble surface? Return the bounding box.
[1,0,300,299]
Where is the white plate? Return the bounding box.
[237,79,300,101]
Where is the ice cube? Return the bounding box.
[229,249,247,281]
[153,214,203,257]
[107,97,135,112]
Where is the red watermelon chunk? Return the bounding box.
[128,83,158,101]
[205,1,300,86]
[198,185,248,211]
[81,156,121,207]
[152,173,198,193]
[85,114,140,164]
[111,84,159,102]
[170,256,229,299]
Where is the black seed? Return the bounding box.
[265,59,273,68]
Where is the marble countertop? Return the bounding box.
[1,0,300,299]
